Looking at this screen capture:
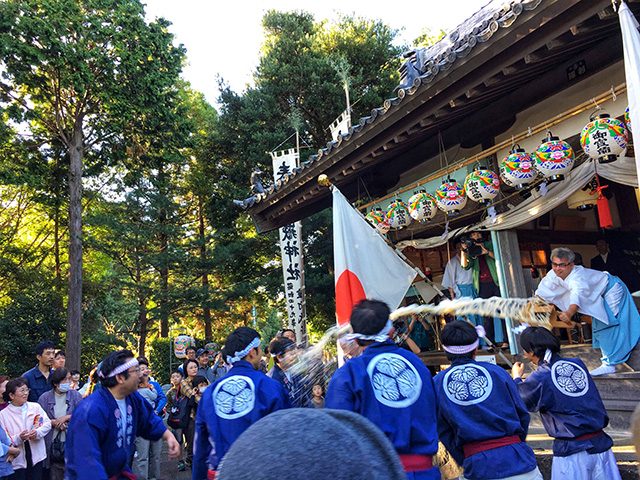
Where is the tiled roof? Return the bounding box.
[247,0,545,207]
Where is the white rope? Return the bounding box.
[390,297,552,328]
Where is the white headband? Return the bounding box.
[442,325,486,354]
[227,337,260,364]
[344,319,393,343]
[100,358,139,378]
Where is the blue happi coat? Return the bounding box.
[325,340,440,480]
[515,355,613,457]
[192,360,290,479]
[434,358,537,480]
[65,386,166,480]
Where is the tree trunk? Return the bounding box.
[136,258,147,357]
[66,125,83,371]
[198,196,212,341]
[53,203,61,287]
[159,165,169,337]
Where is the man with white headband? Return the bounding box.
[192,327,290,480]
[65,350,180,480]
[325,299,440,480]
[434,321,542,480]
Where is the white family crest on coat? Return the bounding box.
[551,360,589,397]
[443,364,493,406]
[213,376,256,419]
[366,353,422,408]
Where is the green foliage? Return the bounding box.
[148,337,171,385]
[413,28,446,48]
[0,278,64,376]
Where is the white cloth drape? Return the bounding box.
[598,154,639,187]
[619,1,640,189]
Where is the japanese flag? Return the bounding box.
[332,186,417,325]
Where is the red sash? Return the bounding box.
[109,472,136,480]
[398,454,433,472]
[207,469,217,480]
[463,435,521,458]
[573,430,603,441]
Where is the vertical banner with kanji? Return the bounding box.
[270,149,307,344]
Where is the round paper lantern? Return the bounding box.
[625,106,631,133]
[408,190,437,222]
[500,146,537,189]
[464,168,500,204]
[174,334,195,359]
[366,207,391,234]
[534,132,575,183]
[580,112,627,164]
[385,199,412,229]
[434,179,467,215]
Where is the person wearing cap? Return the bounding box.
[216,408,406,480]
[325,299,440,480]
[434,321,542,480]
[192,327,290,480]
[196,348,216,384]
[512,327,621,480]
[65,349,180,480]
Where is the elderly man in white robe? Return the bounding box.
[536,247,640,376]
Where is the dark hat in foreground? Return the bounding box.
[217,408,406,480]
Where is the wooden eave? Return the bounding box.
[247,0,628,233]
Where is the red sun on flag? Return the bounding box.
[335,269,366,325]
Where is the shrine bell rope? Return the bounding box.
[359,83,627,212]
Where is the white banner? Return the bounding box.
[329,110,352,142]
[270,149,307,344]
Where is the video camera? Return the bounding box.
[459,235,484,260]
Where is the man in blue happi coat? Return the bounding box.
[434,321,541,480]
[65,350,180,480]
[512,326,621,480]
[192,327,290,480]
[325,299,440,480]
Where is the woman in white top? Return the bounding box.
[0,377,51,480]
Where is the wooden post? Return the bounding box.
[491,230,528,355]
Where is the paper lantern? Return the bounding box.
[408,190,437,222]
[434,179,467,215]
[366,207,391,234]
[385,199,412,229]
[580,113,627,164]
[174,334,195,359]
[500,146,537,189]
[625,106,631,133]
[464,168,500,204]
[534,132,575,183]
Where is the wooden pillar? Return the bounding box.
[491,229,527,354]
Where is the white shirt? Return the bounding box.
[536,265,612,324]
[441,254,473,297]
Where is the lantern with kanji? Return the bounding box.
[408,190,437,222]
[434,179,467,215]
[366,207,391,234]
[464,168,500,205]
[500,146,537,189]
[580,112,627,164]
[385,199,412,229]
[625,106,632,133]
[534,132,575,183]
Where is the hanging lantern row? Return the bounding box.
[364,108,631,232]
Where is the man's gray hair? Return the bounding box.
[550,247,575,263]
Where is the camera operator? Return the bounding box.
[460,231,507,347]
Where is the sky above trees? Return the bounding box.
[144,0,486,103]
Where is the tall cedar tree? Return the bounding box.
[0,0,185,368]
